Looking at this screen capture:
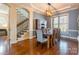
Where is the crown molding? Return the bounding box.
[30,3,79,15]
[57,7,79,13]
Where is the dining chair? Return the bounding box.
[36,29,48,48]
[52,28,60,46]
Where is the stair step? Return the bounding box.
[20,32,24,35]
[17,38,23,41]
[22,30,27,32]
[24,28,28,30]
[17,35,25,41]
[17,34,21,37]
[17,36,21,38]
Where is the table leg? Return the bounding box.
[47,36,50,49]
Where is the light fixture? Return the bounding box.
[45,3,53,17]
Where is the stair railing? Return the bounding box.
[17,18,29,37]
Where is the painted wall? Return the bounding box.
[33,12,47,29]
[68,9,78,38]
[62,9,79,38]
[33,12,46,21]
[68,9,78,30]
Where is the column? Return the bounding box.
[9,5,17,44]
[29,10,33,39]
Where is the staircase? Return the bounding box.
[16,8,30,41]
[17,18,29,41]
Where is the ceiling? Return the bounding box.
[30,3,79,12]
[1,3,79,14]
[1,3,79,12]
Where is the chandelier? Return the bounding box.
[45,3,53,17]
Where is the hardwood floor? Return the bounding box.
[8,38,78,55]
[0,36,9,55]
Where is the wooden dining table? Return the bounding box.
[43,28,60,49]
[43,33,53,49]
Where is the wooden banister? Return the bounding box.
[17,18,29,27]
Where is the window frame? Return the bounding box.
[53,16,59,28]
[52,13,69,32]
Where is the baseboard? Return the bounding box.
[61,35,77,40]
[29,36,36,40]
[11,36,36,45]
[61,35,78,42]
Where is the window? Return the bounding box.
[0,15,8,27]
[53,17,58,28]
[0,4,9,28]
[60,15,68,32]
[53,14,68,32]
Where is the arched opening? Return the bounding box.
[16,8,30,41]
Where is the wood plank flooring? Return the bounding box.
[9,38,78,55]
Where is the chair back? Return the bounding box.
[36,30,44,42]
[53,28,60,39]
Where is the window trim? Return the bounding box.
[52,13,69,32]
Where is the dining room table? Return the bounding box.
[43,29,53,49]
